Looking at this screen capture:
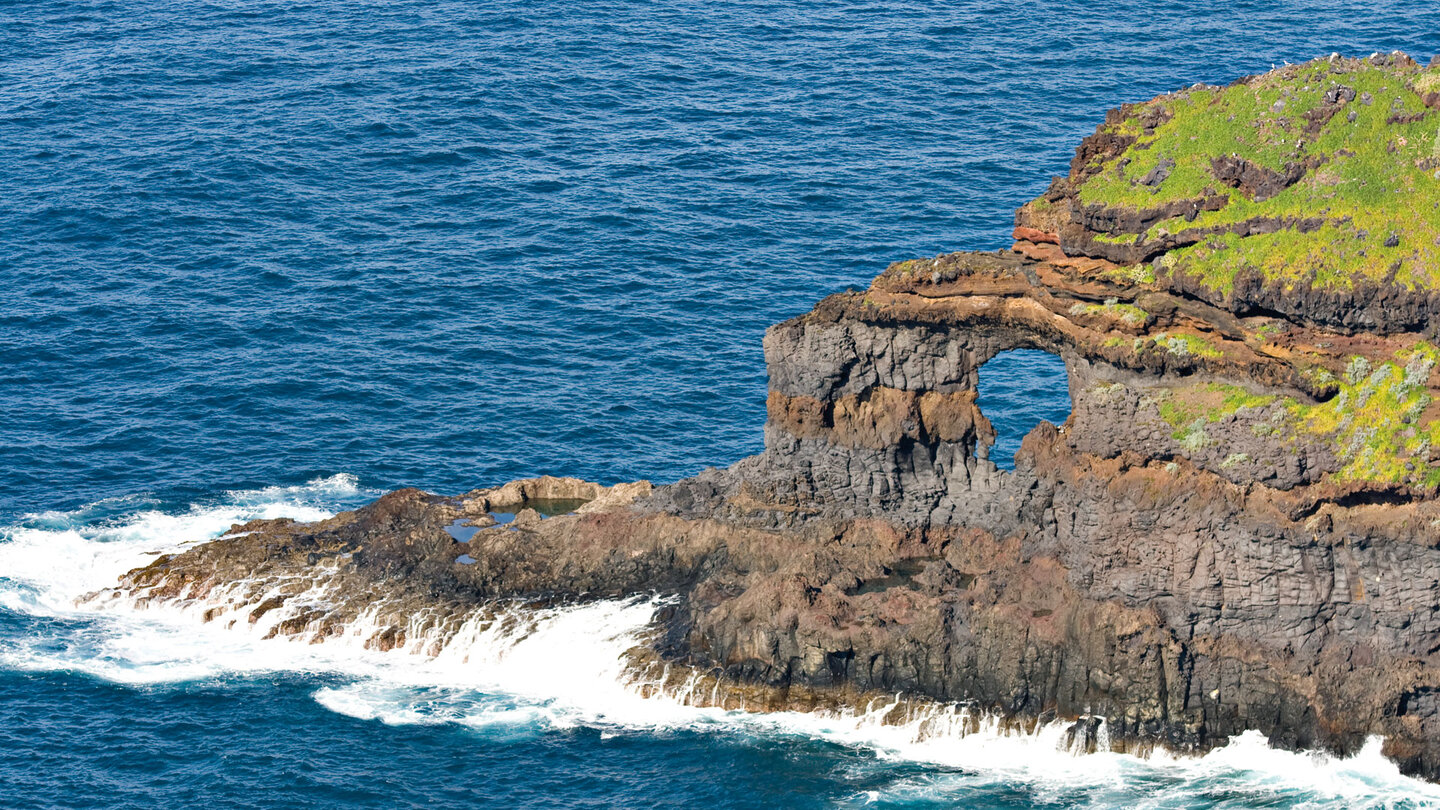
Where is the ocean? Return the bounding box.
[3,1,1439,806]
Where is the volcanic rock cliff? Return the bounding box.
[104,55,1440,779]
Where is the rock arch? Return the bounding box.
[975,349,1072,470]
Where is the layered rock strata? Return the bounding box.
[102,55,1440,780]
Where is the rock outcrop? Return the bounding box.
[100,55,1440,780]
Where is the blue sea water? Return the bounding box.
[3,1,1440,807]
[976,350,1072,470]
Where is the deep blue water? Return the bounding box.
[3,1,1440,807]
[0,671,924,810]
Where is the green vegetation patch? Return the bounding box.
[1292,342,1440,485]
[1159,382,1277,438]
[1098,262,1157,286]
[1147,331,1225,359]
[1155,343,1440,488]
[1070,56,1440,295]
[1069,299,1151,328]
[1163,220,1434,296]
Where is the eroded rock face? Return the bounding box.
[103,55,1440,781]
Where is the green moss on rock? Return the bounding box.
[1149,331,1225,359]
[1070,299,1151,328]
[1159,383,1277,438]
[1042,54,1440,324]
[1156,343,1440,488]
[1292,341,1440,485]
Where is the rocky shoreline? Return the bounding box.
[101,54,1440,780]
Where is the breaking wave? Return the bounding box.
[1,480,1438,808]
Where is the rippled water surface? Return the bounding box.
[3,1,1439,807]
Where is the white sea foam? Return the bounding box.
[837,732,1440,809]
[0,474,362,680]
[3,479,1440,807]
[0,475,356,615]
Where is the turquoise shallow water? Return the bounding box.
[3,1,1440,806]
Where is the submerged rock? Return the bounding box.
[103,54,1440,781]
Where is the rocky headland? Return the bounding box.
[99,54,1440,778]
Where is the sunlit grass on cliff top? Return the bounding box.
[1076,56,1440,293]
[1070,55,1440,489]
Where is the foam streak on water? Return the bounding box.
[2,485,1438,808]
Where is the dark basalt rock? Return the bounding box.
[1209,154,1313,202]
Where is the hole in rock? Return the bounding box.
[975,349,1072,470]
